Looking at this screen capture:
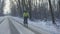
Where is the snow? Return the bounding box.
[11,16,60,34]
[0,16,60,34]
[0,16,35,34]
[9,18,35,34]
[0,16,4,22]
[0,17,11,34]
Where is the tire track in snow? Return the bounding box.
[9,17,41,34]
[8,18,20,34]
[0,17,11,34]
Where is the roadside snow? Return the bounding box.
[11,16,60,34]
[0,17,5,22]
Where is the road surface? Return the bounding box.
[0,16,57,34]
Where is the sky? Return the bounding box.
[3,0,18,15]
[3,0,11,14]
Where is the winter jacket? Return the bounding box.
[23,12,29,18]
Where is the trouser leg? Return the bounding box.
[24,17,28,27]
[24,17,28,24]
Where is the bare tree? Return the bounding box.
[28,0,32,19]
[48,0,56,24]
[58,0,60,19]
[1,0,5,16]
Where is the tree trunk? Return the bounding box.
[48,0,56,24]
[28,0,32,19]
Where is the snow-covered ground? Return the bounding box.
[0,16,5,22]
[0,16,35,34]
[10,16,60,34]
[9,18,35,34]
[0,16,60,34]
[0,17,11,34]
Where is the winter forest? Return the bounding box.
[8,0,60,24]
[0,0,60,34]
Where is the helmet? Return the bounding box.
[24,11,27,13]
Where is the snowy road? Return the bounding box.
[0,16,59,34]
[0,16,35,34]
